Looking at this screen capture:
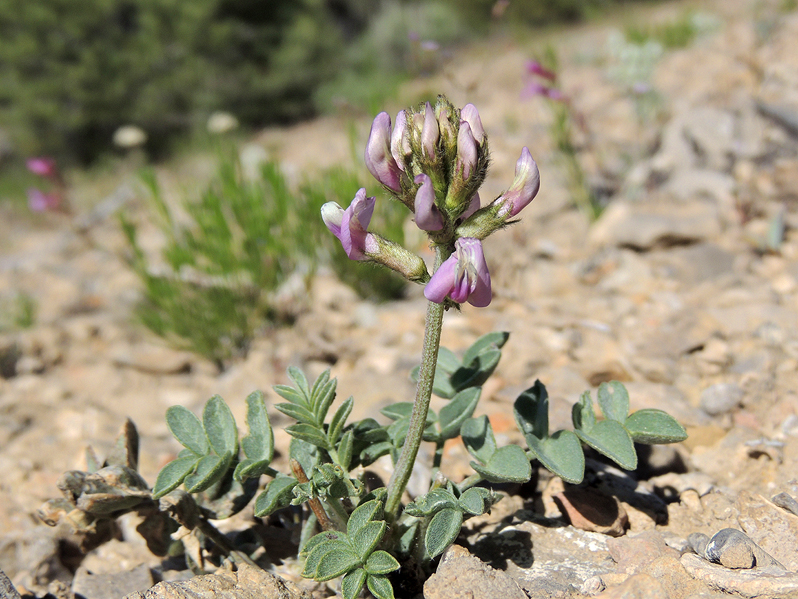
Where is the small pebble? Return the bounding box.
[704,528,785,570]
[772,492,798,517]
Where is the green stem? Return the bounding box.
[385,247,448,521]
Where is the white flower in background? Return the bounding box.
[207,111,239,135]
[113,125,147,149]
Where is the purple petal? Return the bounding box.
[365,112,402,191]
[460,192,480,221]
[461,104,485,145]
[457,238,491,307]
[413,174,443,231]
[391,110,408,170]
[456,121,478,180]
[424,254,458,303]
[340,189,375,260]
[321,202,344,238]
[422,101,439,159]
[498,147,540,217]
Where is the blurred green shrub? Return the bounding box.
[0,0,347,163]
[624,11,720,49]
[316,1,469,114]
[121,154,408,367]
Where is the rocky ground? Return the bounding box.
[2,0,798,597]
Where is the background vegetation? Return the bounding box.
[1,0,660,166]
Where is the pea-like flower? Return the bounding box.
[424,237,491,307]
[365,112,402,191]
[321,189,377,260]
[27,188,61,212]
[496,147,540,218]
[413,174,443,231]
[526,60,557,82]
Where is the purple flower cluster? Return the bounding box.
[323,97,541,308]
[26,157,66,213]
[521,60,566,103]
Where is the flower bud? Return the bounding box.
[526,60,557,81]
[391,110,409,171]
[413,174,443,231]
[456,121,478,180]
[496,147,540,218]
[421,101,439,160]
[365,113,402,191]
[460,192,480,221]
[460,104,485,145]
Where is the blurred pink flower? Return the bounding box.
[526,60,557,82]
[521,81,566,102]
[26,157,58,178]
[27,188,61,212]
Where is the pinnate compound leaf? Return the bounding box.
[309,369,331,406]
[286,424,331,450]
[514,380,549,440]
[166,406,208,455]
[436,347,463,373]
[313,546,361,581]
[312,378,337,425]
[328,397,354,445]
[273,385,308,408]
[365,551,400,575]
[425,508,463,559]
[347,499,383,537]
[462,331,509,365]
[303,538,352,579]
[203,396,238,457]
[438,388,481,440]
[470,445,531,484]
[458,487,492,515]
[405,488,459,517]
[624,409,687,444]
[572,391,596,432]
[367,574,395,599]
[184,453,231,493]
[241,391,273,460]
[351,521,386,561]
[301,531,346,557]
[597,381,630,423]
[274,402,317,426]
[152,454,199,498]
[525,430,584,484]
[254,476,297,517]
[450,348,501,390]
[342,568,367,599]
[380,402,414,421]
[575,419,637,470]
[337,429,354,470]
[287,366,311,401]
[460,415,496,464]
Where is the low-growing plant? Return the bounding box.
[43,96,686,598]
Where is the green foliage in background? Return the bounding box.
[121,155,319,367]
[121,154,408,366]
[0,0,346,163]
[303,168,408,302]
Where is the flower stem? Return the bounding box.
[385,247,448,522]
